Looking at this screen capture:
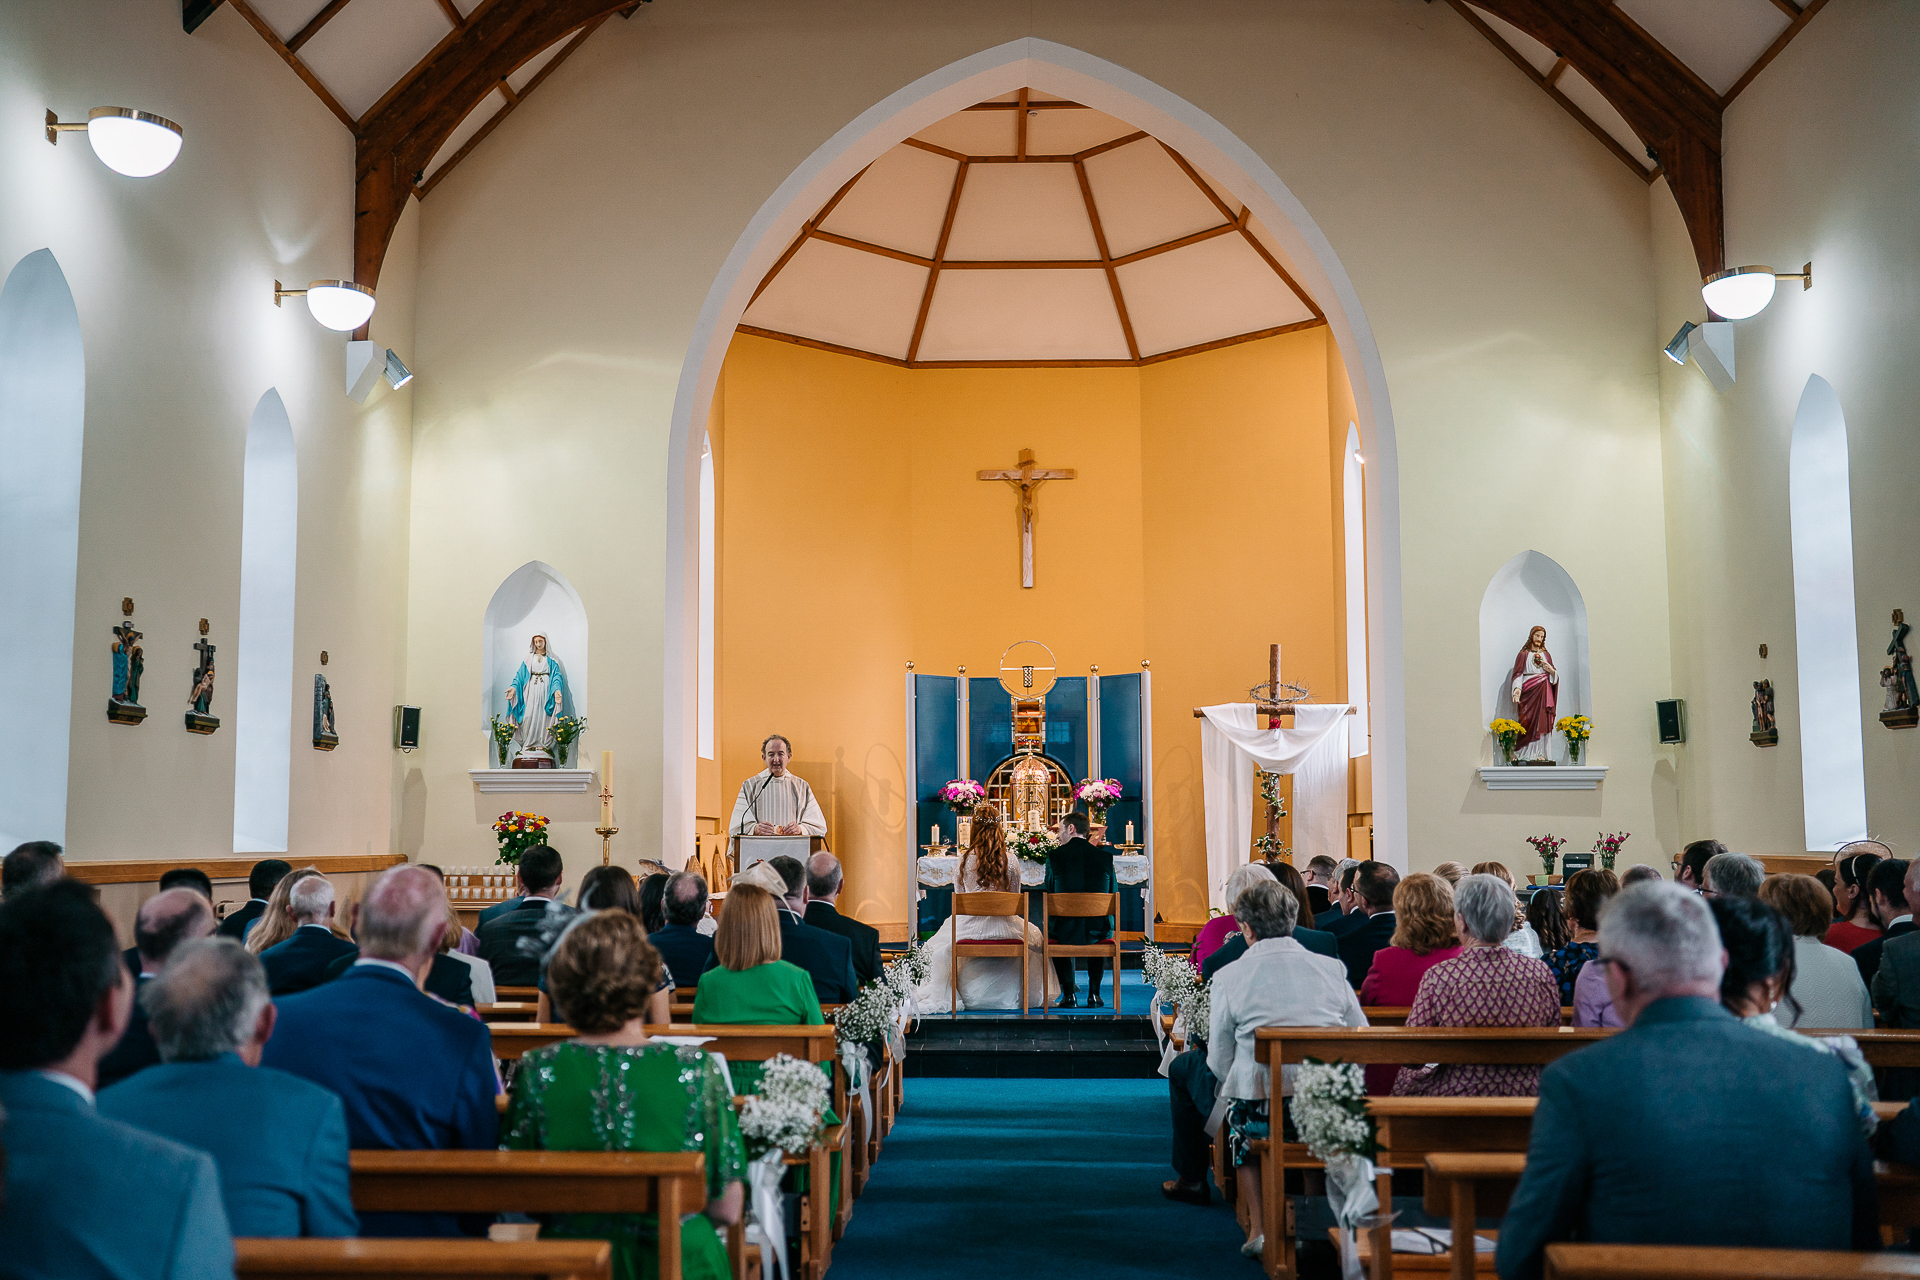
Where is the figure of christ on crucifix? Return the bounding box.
[978,449,1075,589]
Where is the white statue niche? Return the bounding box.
[481,561,588,766]
[1478,550,1590,767]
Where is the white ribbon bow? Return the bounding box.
[840,1039,874,1147]
[745,1149,789,1280]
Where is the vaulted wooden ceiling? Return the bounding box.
[187,0,1831,334]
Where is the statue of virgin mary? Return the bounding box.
[1508,625,1558,762]
[506,634,567,757]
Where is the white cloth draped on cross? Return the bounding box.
[1199,703,1351,911]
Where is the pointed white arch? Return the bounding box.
[482,561,589,741]
[1479,551,1591,762]
[234,389,299,853]
[657,38,1407,866]
[0,250,85,850]
[1789,374,1867,849]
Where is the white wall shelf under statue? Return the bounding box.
[1477,765,1607,791]
[1478,549,1601,789]
[468,767,598,794]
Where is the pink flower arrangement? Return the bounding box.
[1075,778,1123,813]
[1592,831,1630,870]
[1524,833,1565,873]
[939,779,986,813]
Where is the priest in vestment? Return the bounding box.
[729,734,827,837]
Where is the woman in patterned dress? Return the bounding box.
[1394,874,1561,1097]
[504,911,745,1280]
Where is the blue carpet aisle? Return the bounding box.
[827,1077,1252,1278]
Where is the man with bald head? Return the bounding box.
[100,887,216,1087]
[263,865,498,1237]
[804,852,882,987]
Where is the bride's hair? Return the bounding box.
[965,805,1013,891]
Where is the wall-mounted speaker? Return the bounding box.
[393,704,420,751]
[1656,699,1686,744]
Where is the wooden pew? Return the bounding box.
[235,1238,611,1279]
[1542,1243,1920,1278]
[497,985,542,1003]
[350,1150,703,1280]
[477,1002,540,1023]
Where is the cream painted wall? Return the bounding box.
[409,0,1678,886]
[1,1,415,863]
[1656,0,1920,857]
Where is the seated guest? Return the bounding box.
[1319,860,1367,934]
[100,887,217,1087]
[505,912,744,1280]
[693,884,824,1094]
[245,866,327,954]
[1358,872,1462,1005]
[0,880,232,1278]
[1871,860,1920,1034]
[1336,861,1403,988]
[1672,837,1727,892]
[126,868,217,975]
[1704,851,1765,898]
[218,857,290,940]
[1043,811,1118,1007]
[638,871,670,933]
[1851,856,1913,989]
[477,844,573,986]
[745,854,857,1005]
[1827,850,1885,953]
[1495,883,1876,1280]
[1571,952,1621,1028]
[434,900,494,1004]
[1712,894,1877,1135]
[536,866,669,1025]
[100,939,357,1236]
[416,864,481,954]
[1545,868,1619,1007]
[316,895,482,1007]
[654,871,718,989]
[264,865,499,1237]
[1302,854,1340,918]
[1,840,64,897]
[259,875,357,995]
[1205,881,1366,1259]
[1221,861,1340,975]
[1471,862,1542,958]
[805,852,883,987]
[1526,883,1570,957]
[1191,863,1278,974]
[1620,864,1664,887]
[1396,874,1560,1095]
[1758,874,1871,1029]
[1432,861,1467,886]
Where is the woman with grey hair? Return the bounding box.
[1393,874,1561,1096]
[1190,862,1278,973]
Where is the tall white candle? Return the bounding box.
[601,750,613,826]
[930,824,939,846]
[1126,821,1135,844]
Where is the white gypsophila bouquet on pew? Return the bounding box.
[1294,1058,1383,1280]
[833,981,897,1053]
[738,1053,831,1160]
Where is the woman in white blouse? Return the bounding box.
[1758,874,1873,1028]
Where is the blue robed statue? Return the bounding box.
[505,634,568,756]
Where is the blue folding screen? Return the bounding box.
[912,674,959,848]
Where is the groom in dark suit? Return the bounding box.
[1043,811,1117,1008]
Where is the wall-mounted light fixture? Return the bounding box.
[345,341,414,403]
[383,350,413,389]
[1662,321,1699,365]
[275,280,376,332]
[46,107,183,177]
[1701,262,1812,321]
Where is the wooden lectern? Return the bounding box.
[729,834,828,869]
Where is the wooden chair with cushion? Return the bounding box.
[1040,890,1122,1015]
[949,891,1031,1019]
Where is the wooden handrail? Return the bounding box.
[1544,1243,1920,1278]
[350,1149,707,1211]
[234,1237,611,1278]
[489,1022,839,1062]
[1252,1024,1920,1068]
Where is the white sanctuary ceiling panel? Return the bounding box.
[742,240,925,362]
[506,39,571,95]
[1465,6,1558,75]
[1083,142,1233,259]
[425,90,508,180]
[916,270,1129,363]
[1616,0,1789,96]
[249,0,331,42]
[943,165,1102,262]
[1554,68,1655,171]
[1119,237,1317,356]
[914,113,1017,157]
[300,0,454,120]
[1027,108,1137,156]
[817,147,960,259]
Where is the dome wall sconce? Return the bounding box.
[46,108,183,177]
[275,280,376,332]
[1701,262,1812,321]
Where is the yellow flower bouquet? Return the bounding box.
[1556,714,1594,762]
[1490,717,1526,763]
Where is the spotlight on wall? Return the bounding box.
[45,107,183,177]
[1662,321,1699,365]
[383,349,413,389]
[275,279,376,332]
[345,342,417,403]
[1700,262,1811,320]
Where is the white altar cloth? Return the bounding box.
[916,854,1149,888]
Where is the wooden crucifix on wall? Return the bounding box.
[977,449,1075,588]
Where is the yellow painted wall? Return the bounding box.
[715,328,1344,925]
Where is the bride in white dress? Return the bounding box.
[916,807,1059,1013]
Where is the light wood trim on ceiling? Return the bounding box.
[746,166,870,305]
[224,0,356,129]
[1108,221,1241,266]
[1763,0,1803,15]
[416,20,606,197]
[1075,130,1151,161]
[1075,158,1140,361]
[733,315,1331,370]
[736,325,910,367]
[907,159,969,363]
[903,136,969,162]
[434,0,464,26]
[1136,317,1328,365]
[808,229,935,268]
[1721,0,1830,106]
[965,99,1083,110]
[288,0,354,52]
[1153,142,1325,323]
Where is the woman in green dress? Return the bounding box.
[503,911,745,1280]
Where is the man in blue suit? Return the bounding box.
[218,858,290,942]
[1335,862,1401,987]
[0,880,233,1279]
[1319,862,1367,935]
[259,874,357,995]
[102,937,356,1237]
[100,886,217,1087]
[653,870,717,989]
[265,865,500,1237]
[477,845,571,986]
[1495,882,1877,1280]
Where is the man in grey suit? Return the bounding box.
[1495,882,1877,1280]
[0,879,232,1279]
[102,938,357,1237]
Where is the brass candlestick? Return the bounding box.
[595,826,618,866]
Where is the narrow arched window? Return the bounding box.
[1343,423,1368,756]
[699,435,717,761]
[1788,374,1867,849]
[0,251,85,849]
[233,390,298,853]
